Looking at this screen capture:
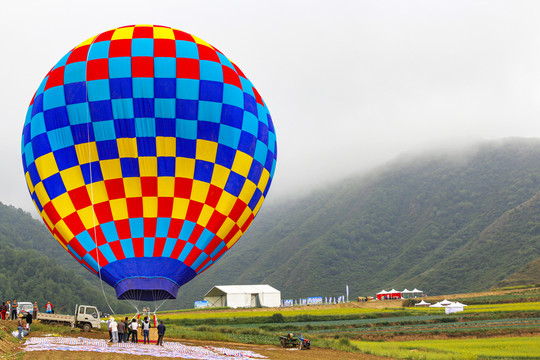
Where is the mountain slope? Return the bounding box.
[173,138,540,307]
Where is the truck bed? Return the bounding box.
[37,312,74,323]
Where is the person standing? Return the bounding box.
[32,302,38,320]
[45,301,53,314]
[123,317,130,342]
[107,317,113,342]
[0,302,6,320]
[142,317,150,344]
[5,301,10,321]
[130,318,138,343]
[25,312,32,332]
[156,320,166,346]
[117,317,125,343]
[110,317,118,343]
[11,300,18,320]
[17,314,23,340]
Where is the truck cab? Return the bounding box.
[76,305,101,331]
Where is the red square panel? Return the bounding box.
[45,66,65,90]
[68,186,92,210]
[67,45,90,64]
[154,39,176,57]
[87,59,109,81]
[132,57,154,77]
[197,45,219,62]
[109,39,132,58]
[222,66,242,89]
[133,26,153,39]
[176,58,199,79]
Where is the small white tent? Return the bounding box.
[203,285,281,308]
[414,300,431,306]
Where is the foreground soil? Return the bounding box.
[8,330,387,360]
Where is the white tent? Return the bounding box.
[445,302,467,314]
[414,300,431,306]
[411,288,423,298]
[429,302,444,307]
[439,299,453,306]
[203,285,281,308]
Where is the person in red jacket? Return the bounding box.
[45,301,53,314]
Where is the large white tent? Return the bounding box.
[203,285,281,308]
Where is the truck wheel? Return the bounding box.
[280,339,285,347]
[82,323,91,332]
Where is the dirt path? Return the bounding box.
[14,332,388,360]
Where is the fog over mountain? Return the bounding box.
[3,1,540,215]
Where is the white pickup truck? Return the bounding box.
[37,304,101,332]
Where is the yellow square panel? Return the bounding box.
[78,206,98,229]
[110,198,128,221]
[34,182,50,205]
[51,192,77,218]
[111,27,134,40]
[236,206,253,229]
[215,191,236,216]
[76,35,97,48]
[172,198,189,219]
[197,205,214,227]
[196,140,218,163]
[238,179,256,205]
[153,26,175,40]
[60,167,85,191]
[117,138,138,158]
[231,151,252,178]
[35,152,59,180]
[175,157,195,178]
[216,217,236,240]
[157,177,175,197]
[156,137,176,157]
[86,181,108,204]
[257,169,270,192]
[210,164,230,189]
[142,197,158,218]
[75,142,99,164]
[124,177,142,198]
[192,35,212,48]
[55,219,75,243]
[191,180,209,203]
[139,157,157,177]
[41,210,53,230]
[226,229,243,248]
[100,159,122,180]
[25,172,34,193]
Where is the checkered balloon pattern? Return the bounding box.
[21,25,277,301]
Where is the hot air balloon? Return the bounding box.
[21,25,277,301]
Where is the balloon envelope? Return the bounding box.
[21,25,277,301]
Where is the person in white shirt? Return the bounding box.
[130,319,138,343]
[110,317,118,343]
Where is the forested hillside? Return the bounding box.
[172,138,540,307]
[2,138,540,311]
[0,203,131,313]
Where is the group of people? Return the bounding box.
[0,300,54,321]
[107,316,166,346]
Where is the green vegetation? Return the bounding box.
[173,138,540,309]
[352,337,540,360]
[153,290,540,358]
[0,203,131,314]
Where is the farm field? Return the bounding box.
[3,287,539,359]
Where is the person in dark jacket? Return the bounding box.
[25,312,32,331]
[117,318,125,343]
[11,300,18,320]
[156,320,166,346]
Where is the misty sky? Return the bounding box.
[2,1,540,215]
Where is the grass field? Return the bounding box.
[352,336,540,359]
[150,287,540,359]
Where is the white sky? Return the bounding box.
[2,0,540,215]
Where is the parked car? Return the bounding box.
[17,302,34,316]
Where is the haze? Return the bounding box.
[2,0,540,215]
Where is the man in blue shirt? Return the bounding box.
[156,321,166,346]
